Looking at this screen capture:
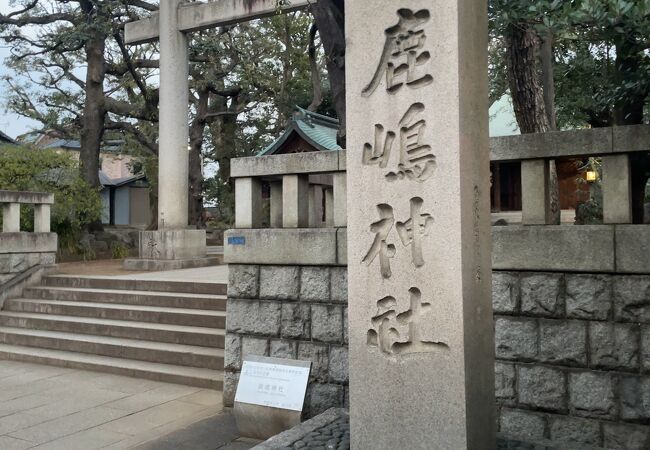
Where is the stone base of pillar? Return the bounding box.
[123,229,211,271]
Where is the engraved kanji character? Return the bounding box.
[367,287,448,357]
[362,204,396,279]
[387,103,436,183]
[396,197,434,267]
[366,296,398,355]
[363,125,395,168]
[362,9,433,97]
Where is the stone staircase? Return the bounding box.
[0,275,226,389]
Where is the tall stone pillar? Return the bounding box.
[346,2,494,448]
[158,0,189,230]
[125,0,207,271]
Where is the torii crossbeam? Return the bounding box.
[125,0,312,45]
[125,0,312,231]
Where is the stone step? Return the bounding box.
[0,312,225,348]
[23,286,227,311]
[43,275,227,296]
[4,299,227,328]
[0,343,223,389]
[0,326,223,369]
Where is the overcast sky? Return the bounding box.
[0,0,41,138]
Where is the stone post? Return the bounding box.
[33,204,51,233]
[309,185,324,228]
[282,175,309,228]
[235,178,263,229]
[332,173,347,227]
[269,181,283,228]
[521,159,551,225]
[2,203,20,232]
[158,0,189,230]
[602,154,632,224]
[325,188,334,227]
[124,0,209,271]
[346,2,494,448]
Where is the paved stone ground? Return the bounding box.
[0,360,229,450]
[52,261,229,284]
[116,265,228,283]
[51,260,144,277]
[133,413,260,450]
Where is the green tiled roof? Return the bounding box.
[258,106,341,156]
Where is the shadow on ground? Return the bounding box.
[134,413,260,450]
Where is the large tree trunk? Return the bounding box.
[188,88,209,229]
[209,95,240,224]
[79,2,106,190]
[307,22,324,112]
[613,39,646,126]
[540,33,556,131]
[507,25,549,134]
[273,14,295,130]
[78,2,107,232]
[79,18,106,190]
[540,32,561,225]
[613,39,648,223]
[311,0,346,147]
[507,25,562,224]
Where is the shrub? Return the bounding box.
[110,242,130,259]
[0,145,103,253]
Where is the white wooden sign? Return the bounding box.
[235,356,311,412]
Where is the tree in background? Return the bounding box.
[0,0,159,192]
[490,0,650,222]
[311,0,345,146]
[1,2,328,229]
[490,0,650,129]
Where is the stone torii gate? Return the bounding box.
[128,1,494,448]
[124,0,311,268]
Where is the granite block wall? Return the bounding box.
[0,252,55,287]
[225,265,348,419]
[494,271,650,449]
[225,265,650,448]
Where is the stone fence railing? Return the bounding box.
[227,151,347,267]
[491,124,649,225]
[231,151,347,230]
[1,190,54,233]
[0,190,57,306]
[231,124,649,232]
[227,125,650,270]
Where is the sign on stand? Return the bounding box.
[234,356,312,440]
[235,356,311,411]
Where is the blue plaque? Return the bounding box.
[228,236,246,246]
